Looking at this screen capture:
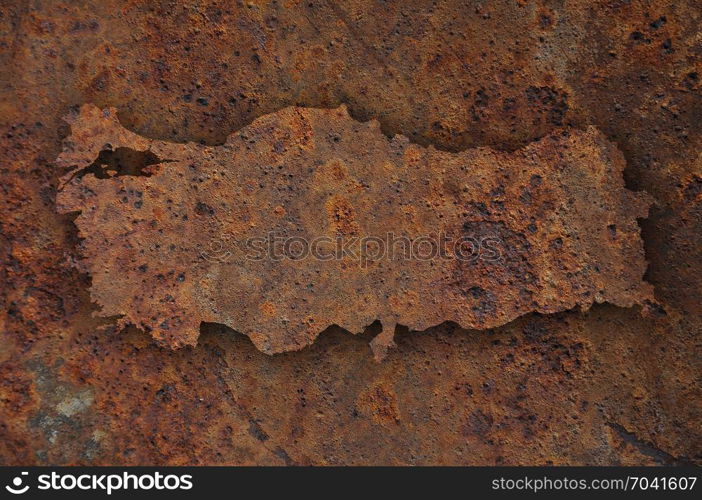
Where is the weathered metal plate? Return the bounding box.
[57,104,652,359]
[3,0,700,466]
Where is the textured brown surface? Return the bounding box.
[1,0,701,465]
[56,104,652,360]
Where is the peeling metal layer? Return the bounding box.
[57,104,652,359]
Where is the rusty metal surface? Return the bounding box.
[56,104,652,360]
[1,0,701,465]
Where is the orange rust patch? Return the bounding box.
[357,383,401,426]
[326,195,360,236]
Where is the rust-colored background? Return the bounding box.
[1,0,700,465]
